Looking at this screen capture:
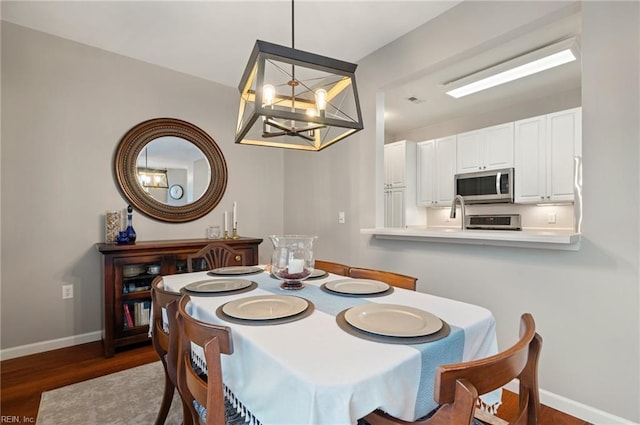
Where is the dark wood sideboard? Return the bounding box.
[96,237,263,357]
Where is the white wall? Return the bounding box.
[0,22,284,349]
[284,1,639,423]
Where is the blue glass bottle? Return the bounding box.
[117,231,129,245]
[125,205,136,244]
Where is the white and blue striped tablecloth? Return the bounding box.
[162,268,499,425]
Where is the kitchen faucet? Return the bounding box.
[450,195,466,230]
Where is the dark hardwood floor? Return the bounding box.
[1,341,590,424]
[1,341,157,422]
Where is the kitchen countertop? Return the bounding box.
[360,227,581,251]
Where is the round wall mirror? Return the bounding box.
[114,118,227,222]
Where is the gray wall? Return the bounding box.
[1,22,283,349]
[283,1,639,422]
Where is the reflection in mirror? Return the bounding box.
[135,137,210,206]
[114,117,227,223]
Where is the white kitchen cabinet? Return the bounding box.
[417,136,456,207]
[384,141,410,187]
[456,122,514,173]
[384,188,406,228]
[514,115,545,203]
[383,140,421,227]
[417,140,436,205]
[515,107,582,203]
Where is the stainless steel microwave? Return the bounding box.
[454,168,514,204]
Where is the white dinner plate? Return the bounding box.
[344,304,443,337]
[222,295,309,320]
[184,279,252,293]
[325,279,390,295]
[209,266,263,275]
[309,269,328,279]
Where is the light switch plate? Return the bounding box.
[62,284,74,299]
[338,211,345,224]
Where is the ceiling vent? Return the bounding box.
[407,96,424,104]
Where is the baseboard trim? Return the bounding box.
[0,331,102,361]
[505,381,639,425]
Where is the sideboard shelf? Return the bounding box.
[96,237,263,357]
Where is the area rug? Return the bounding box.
[36,361,183,425]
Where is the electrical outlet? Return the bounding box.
[338,211,346,224]
[547,213,557,224]
[62,284,74,300]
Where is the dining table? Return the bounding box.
[160,266,501,425]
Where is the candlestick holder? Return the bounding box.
[232,227,240,239]
[223,230,231,240]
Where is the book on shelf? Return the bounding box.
[132,301,151,326]
[123,304,134,329]
[143,301,150,325]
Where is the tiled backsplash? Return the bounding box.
[425,203,575,231]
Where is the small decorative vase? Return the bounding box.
[269,235,317,290]
[207,225,221,239]
[117,231,129,245]
[125,205,136,244]
[105,210,121,244]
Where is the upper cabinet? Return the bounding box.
[456,122,514,173]
[384,140,412,188]
[515,107,582,203]
[417,136,457,206]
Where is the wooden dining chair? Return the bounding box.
[348,266,418,291]
[363,313,542,425]
[151,277,192,425]
[314,260,350,276]
[176,295,235,425]
[187,243,246,272]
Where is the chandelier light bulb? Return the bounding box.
[315,89,327,113]
[263,84,276,106]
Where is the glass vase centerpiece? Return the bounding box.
[270,235,317,290]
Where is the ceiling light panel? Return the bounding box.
[444,37,580,99]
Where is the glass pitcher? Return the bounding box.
[270,235,317,290]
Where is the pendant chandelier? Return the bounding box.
[235,0,363,151]
[137,147,168,189]
[137,168,168,189]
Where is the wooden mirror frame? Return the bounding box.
[114,118,227,223]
